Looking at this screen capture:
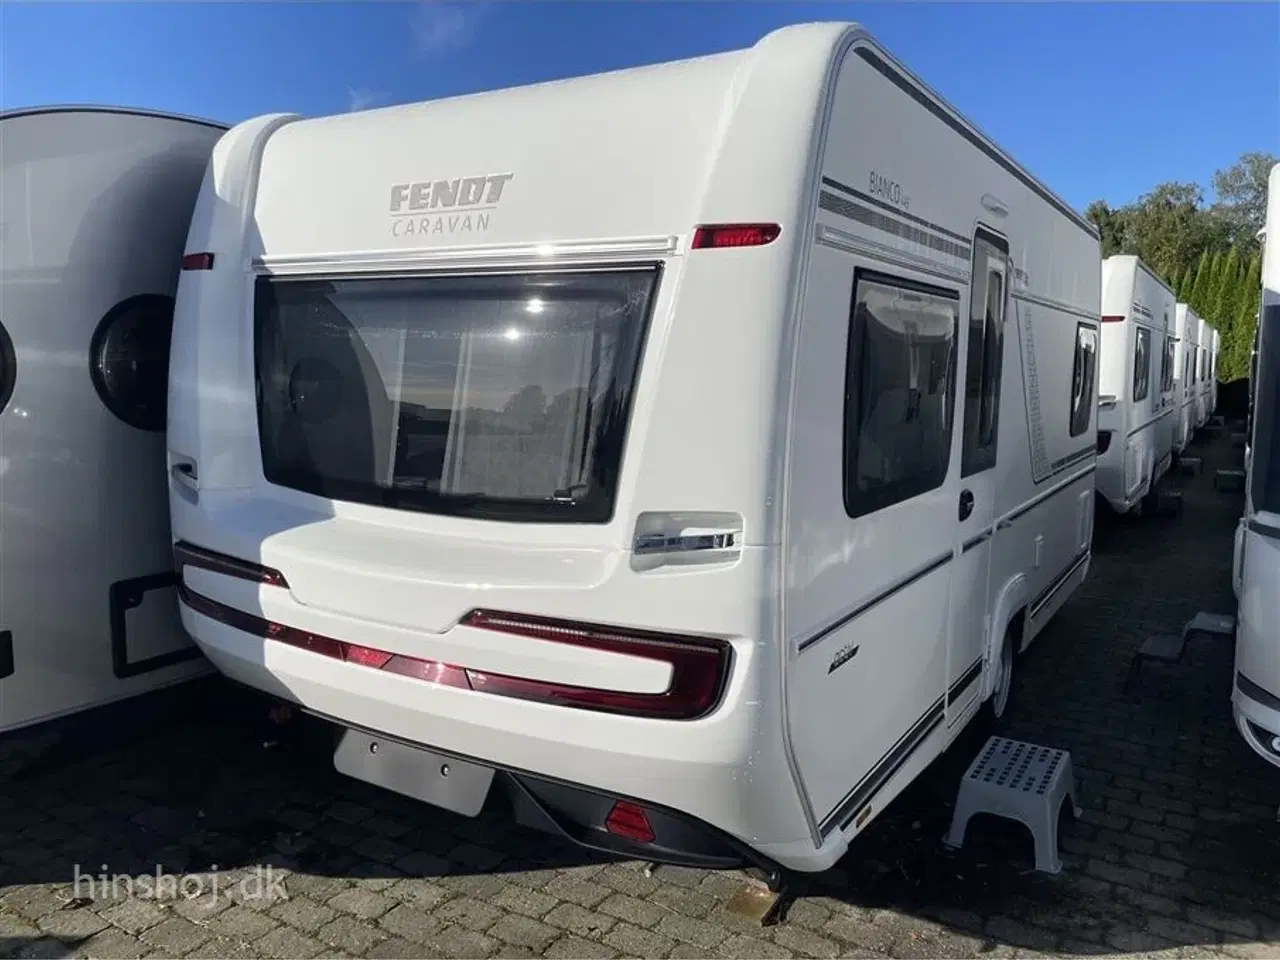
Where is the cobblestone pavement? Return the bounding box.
[2,426,1277,959]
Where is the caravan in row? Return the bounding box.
[1094,256,1218,518]
[0,107,222,735]
[164,22,1102,873]
[1232,162,1280,771]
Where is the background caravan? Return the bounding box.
[0,106,223,735]
[1233,161,1280,770]
[1095,256,1176,517]
[1211,328,1221,418]
[1174,303,1201,455]
[168,22,1100,876]
[1194,315,1213,431]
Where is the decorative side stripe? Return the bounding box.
[824,696,946,835]
[1029,547,1090,620]
[797,551,953,654]
[819,191,971,261]
[947,658,983,706]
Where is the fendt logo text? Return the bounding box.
[389,173,513,239]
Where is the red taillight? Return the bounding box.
[604,801,655,843]
[691,223,781,250]
[1101,314,1125,323]
[460,609,730,720]
[174,541,287,587]
[172,546,731,721]
[181,252,215,271]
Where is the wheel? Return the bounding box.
[980,626,1018,733]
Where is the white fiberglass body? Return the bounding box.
[1234,162,1280,770]
[0,107,221,734]
[1095,256,1176,514]
[169,23,1100,873]
[1173,304,1199,453]
[1193,316,1213,430]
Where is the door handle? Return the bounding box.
[959,489,974,521]
[169,458,198,492]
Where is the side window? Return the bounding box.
[1069,322,1098,437]
[961,229,1008,477]
[90,294,176,433]
[1162,336,1175,394]
[0,321,14,416]
[843,269,960,519]
[1133,327,1151,402]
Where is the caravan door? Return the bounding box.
[947,227,1009,723]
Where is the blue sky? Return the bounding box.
[3,2,1276,212]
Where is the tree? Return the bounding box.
[1085,200,1128,257]
[1228,254,1263,381]
[1189,250,1213,314]
[1122,182,1223,274]
[1211,151,1278,252]
[1210,247,1239,325]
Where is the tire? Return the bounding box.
[980,626,1018,733]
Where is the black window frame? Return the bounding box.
[1069,321,1098,438]
[0,320,14,417]
[252,265,662,525]
[1250,304,1280,514]
[960,227,1009,479]
[89,293,176,433]
[842,266,960,520]
[1161,330,1175,395]
[1133,326,1151,403]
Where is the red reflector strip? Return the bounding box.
[171,553,731,721]
[691,223,781,250]
[174,541,288,587]
[1101,314,1125,323]
[605,801,655,843]
[181,252,215,271]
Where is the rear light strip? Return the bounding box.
[1101,314,1125,323]
[691,223,780,250]
[172,542,731,721]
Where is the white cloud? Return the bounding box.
[409,0,490,58]
[347,87,379,112]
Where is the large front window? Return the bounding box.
[254,268,660,523]
[1251,303,1280,515]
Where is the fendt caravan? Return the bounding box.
[1173,304,1200,454]
[0,107,223,734]
[169,23,1101,875]
[1194,315,1214,431]
[1211,328,1221,417]
[1095,256,1176,515]
[1233,161,1280,770]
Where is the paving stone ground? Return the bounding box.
[2,424,1277,959]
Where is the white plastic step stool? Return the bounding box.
[943,736,1080,875]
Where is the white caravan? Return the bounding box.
[1173,304,1200,454]
[1233,161,1280,770]
[1210,328,1220,417]
[1095,256,1176,515]
[1193,316,1213,430]
[0,106,222,735]
[169,23,1101,875]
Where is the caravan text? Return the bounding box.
[389,173,514,239]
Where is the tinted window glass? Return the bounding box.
[1069,322,1098,437]
[961,230,1008,478]
[1133,327,1151,402]
[254,269,659,523]
[1251,305,1280,513]
[90,294,175,432]
[843,270,959,518]
[0,321,14,416]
